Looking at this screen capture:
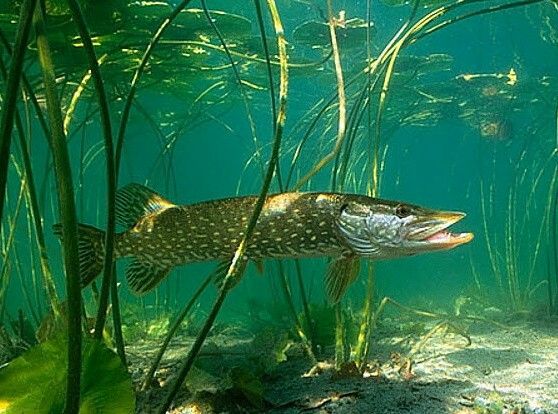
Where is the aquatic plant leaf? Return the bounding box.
[0,336,134,413]
[293,18,374,49]
[381,0,453,8]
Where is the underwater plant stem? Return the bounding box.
[200,0,264,177]
[552,177,558,313]
[542,165,558,312]
[325,0,350,368]
[0,169,26,320]
[553,108,558,313]
[354,262,375,369]
[294,260,318,356]
[159,275,232,413]
[254,0,283,188]
[34,4,82,413]
[334,304,348,367]
[254,0,317,360]
[142,272,213,390]
[111,264,127,366]
[277,262,316,361]
[415,0,544,42]
[0,28,50,142]
[267,28,313,346]
[0,0,36,226]
[159,2,289,410]
[115,0,194,174]
[294,0,346,190]
[159,39,331,69]
[0,53,60,317]
[480,179,503,291]
[371,0,420,195]
[353,0,377,369]
[65,0,118,344]
[64,54,108,135]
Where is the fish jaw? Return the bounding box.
[404,211,474,251]
[336,199,474,258]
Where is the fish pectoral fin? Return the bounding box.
[116,183,176,229]
[126,259,170,295]
[325,254,360,304]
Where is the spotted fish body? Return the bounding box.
[119,192,353,266]
[56,183,473,302]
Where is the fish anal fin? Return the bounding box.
[126,259,170,295]
[325,254,360,304]
[116,183,176,229]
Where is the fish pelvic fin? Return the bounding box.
[126,259,170,295]
[116,183,176,229]
[53,223,105,288]
[325,254,360,304]
[212,259,248,290]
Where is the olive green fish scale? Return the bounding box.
[115,193,353,265]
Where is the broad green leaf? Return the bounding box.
[0,337,134,414]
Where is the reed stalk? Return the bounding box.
[0,165,26,320]
[294,0,346,191]
[200,0,263,176]
[0,0,36,226]
[276,261,316,360]
[552,107,558,314]
[64,0,119,351]
[253,0,316,355]
[551,178,558,313]
[254,0,280,187]
[0,50,60,317]
[110,263,127,365]
[158,1,289,410]
[294,260,317,356]
[352,0,420,368]
[142,272,213,390]
[33,4,82,412]
[115,0,194,173]
[0,29,50,142]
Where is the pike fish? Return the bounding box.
[54,184,473,302]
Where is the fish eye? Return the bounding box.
[395,204,412,218]
[340,203,349,214]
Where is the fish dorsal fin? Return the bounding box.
[325,255,360,304]
[126,259,170,295]
[116,183,175,229]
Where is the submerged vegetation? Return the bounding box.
[0,0,556,412]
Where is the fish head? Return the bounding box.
[336,198,474,258]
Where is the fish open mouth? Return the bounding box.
[423,229,474,246]
[409,211,474,249]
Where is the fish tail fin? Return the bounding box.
[53,223,106,288]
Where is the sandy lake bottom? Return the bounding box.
[130,317,558,414]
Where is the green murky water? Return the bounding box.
[0,1,556,413]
